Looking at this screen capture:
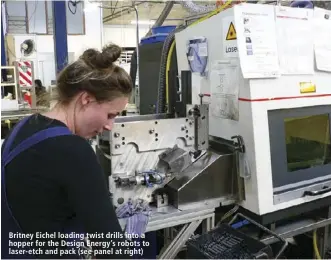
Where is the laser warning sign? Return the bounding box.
[222,17,238,58]
[226,22,237,40]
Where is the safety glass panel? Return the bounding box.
[285,114,331,172]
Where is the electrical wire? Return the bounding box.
[27,1,39,25]
[101,4,140,87]
[313,229,322,260]
[164,0,235,106]
[110,0,119,17]
[68,0,79,15]
[27,0,39,33]
[217,204,240,226]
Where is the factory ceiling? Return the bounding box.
[101,1,214,25]
[100,0,331,25]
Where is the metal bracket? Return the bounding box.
[231,135,251,179]
[159,145,192,173]
[231,135,245,153]
[187,104,209,151]
[156,194,169,208]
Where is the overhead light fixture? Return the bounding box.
[130,20,155,25]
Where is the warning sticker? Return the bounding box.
[226,22,237,40]
[222,17,238,58]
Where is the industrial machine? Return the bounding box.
[97,2,331,218]
[175,3,331,217]
[96,2,330,258]
[96,0,331,218]
[0,1,329,258]
[98,96,239,211]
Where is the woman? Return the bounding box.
[34,79,46,94]
[34,79,47,103]
[34,79,49,107]
[2,44,133,259]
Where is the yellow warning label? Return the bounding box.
[226,22,237,40]
[300,82,316,93]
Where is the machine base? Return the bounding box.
[239,197,331,225]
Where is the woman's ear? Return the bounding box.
[80,92,94,106]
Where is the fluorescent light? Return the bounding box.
[130,20,155,25]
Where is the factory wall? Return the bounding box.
[6,6,103,89]
[103,25,150,47]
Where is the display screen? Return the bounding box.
[285,114,331,172]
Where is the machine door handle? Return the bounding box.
[303,186,331,196]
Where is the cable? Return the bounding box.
[68,0,79,15]
[164,0,235,108]
[165,41,175,106]
[100,4,140,86]
[157,25,185,114]
[215,204,240,227]
[111,1,119,17]
[313,229,322,260]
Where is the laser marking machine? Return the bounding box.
[175,3,331,218]
[96,3,331,258]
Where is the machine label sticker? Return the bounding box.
[222,17,238,58]
[299,82,316,93]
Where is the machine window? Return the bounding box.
[285,114,331,172]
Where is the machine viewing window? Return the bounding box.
[268,105,331,190]
[285,114,331,172]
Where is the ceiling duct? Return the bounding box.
[145,1,175,37]
[179,0,216,14]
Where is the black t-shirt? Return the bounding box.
[2,114,130,259]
